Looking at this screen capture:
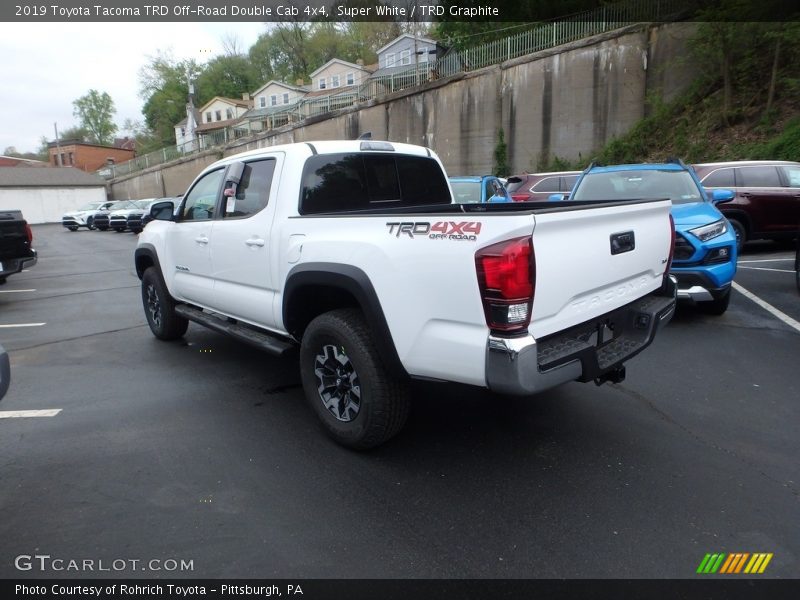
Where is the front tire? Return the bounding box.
[699,288,731,315]
[299,309,410,450]
[67,226,78,232]
[795,241,799,293]
[728,218,746,252]
[87,217,95,230]
[141,267,188,340]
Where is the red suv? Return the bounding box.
[505,171,582,202]
[693,161,800,249]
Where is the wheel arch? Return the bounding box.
[284,263,408,379]
[134,244,161,281]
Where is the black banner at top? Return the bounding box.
[3,0,799,24]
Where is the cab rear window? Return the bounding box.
[299,153,451,214]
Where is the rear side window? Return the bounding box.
[780,166,800,187]
[562,175,579,191]
[299,153,451,214]
[702,168,734,188]
[531,177,560,193]
[737,166,781,187]
[224,159,276,219]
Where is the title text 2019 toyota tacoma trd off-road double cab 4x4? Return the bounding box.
[135,141,677,449]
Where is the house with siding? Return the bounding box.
[195,96,252,147]
[371,34,445,78]
[242,80,309,132]
[304,59,375,117]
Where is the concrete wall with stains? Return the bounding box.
[110,22,696,199]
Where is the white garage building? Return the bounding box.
[0,167,107,224]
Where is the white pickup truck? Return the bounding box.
[135,140,677,449]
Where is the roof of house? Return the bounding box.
[0,166,107,187]
[251,80,309,97]
[375,34,440,56]
[197,96,252,112]
[309,58,374,78]
[303,85,361,99]
[195,118,243,133]
[47,139,136,151]
[175,108,202,129]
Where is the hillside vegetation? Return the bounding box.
[555,20,800,170]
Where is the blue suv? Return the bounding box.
[564,161,737,315]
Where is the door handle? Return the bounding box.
[245,238,265,247]
[195,236,209,244]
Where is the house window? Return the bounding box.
[400,50,410,65]
[52,155,58,166]
[215,110,222,121]
[226,108,233,120]
[318,77,326,90]
[419,46,429,62]
[68,152,74,165]
[270,95,277,106]
[283,93,289,104]
[206,112,212,123]
[331,74,340,88]
[259,96,266,108]
[386,53,396,68]
[346,72,354,85]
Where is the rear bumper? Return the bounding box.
[485,276,677,396]
[0,251,37,278]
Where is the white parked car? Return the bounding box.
[61,201,116,231]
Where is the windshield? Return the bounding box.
[450,181,482,203]
[134,200,154,209]
[78,202,102,211]
[572,170,704,205]
[111,201,137,209]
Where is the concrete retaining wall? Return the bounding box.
[110,22,697,199]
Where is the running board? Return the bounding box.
[175,305,296,357]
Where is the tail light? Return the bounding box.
[24,223,33,245]
[475,236,535,334]
[511,194,529,202]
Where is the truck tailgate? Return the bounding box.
[529,199,672,339]
[0,212,31,259]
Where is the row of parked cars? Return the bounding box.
[451,159,800,315]
[62,198,180,234]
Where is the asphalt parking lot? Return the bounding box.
[0,225,798,579]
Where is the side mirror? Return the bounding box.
[150,200,175,221]
[0,343,10,401]
[711,189,735,204]
[548,193,565,202]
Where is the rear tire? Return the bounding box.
[141,267,188,340]
[299,308,410,450]
[67,226,78,232]
[699,288,731,316]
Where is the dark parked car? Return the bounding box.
[92,200,138,231]
[693,160,800,250]
[505,171,581,202]
[795,236,800,293]
[0,209,37,284]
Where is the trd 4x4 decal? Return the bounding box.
[386,221,482,241]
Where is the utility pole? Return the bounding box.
[53,122,62,166]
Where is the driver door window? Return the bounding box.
[181,169,224,221]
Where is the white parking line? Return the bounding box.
[0,409,62,419]
[732,281,800,334]
[738,258,793,263]
[0,289,36,293]
[0,323,46,328]
[738,266,795,274]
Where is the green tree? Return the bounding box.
[493,129,510,176]
[138,51,200,148]
[72,90,117,145]
[195,54,261,102]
